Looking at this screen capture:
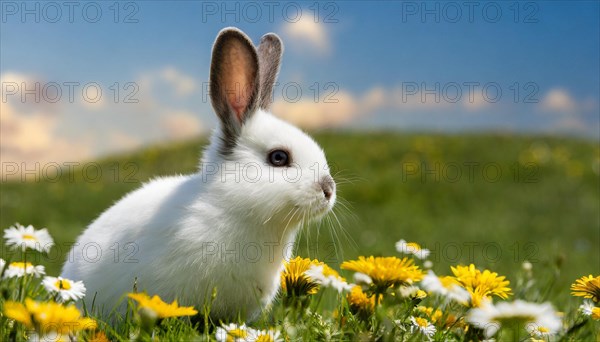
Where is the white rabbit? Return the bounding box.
[61,27,336,321]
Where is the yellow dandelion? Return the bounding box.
[88,331,111,342]
[416,305,463,328]
[451,264,512,307]
[321,263,344,280]
[414,289,427,299]
[443,314,463,329]
[341,256,424,290]
[416,306,443,324]
[280,256,322,297]
[4,299,96,335]
[592,307,600,320]
[128,293,198,318]
[4,301,32,327]
[347,285,376,317]
[571,275,600,302]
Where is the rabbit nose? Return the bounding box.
[320,175,335,200]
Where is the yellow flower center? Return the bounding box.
[280,257,322,296]
[406,242,422,251]
[225,328,247,341]
[415,290,427,299]
[255,335,274,342]
[414,317,429,328]
[22,234,37,241]
[10,262,32,269]
[55,279,72,290]
[341,256,425,289]
[537,326,549,333]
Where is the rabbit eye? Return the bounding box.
[268,149,290,167]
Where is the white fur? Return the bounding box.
[61,110,335,320]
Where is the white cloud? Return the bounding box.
[388,87,451,111]
[133,67,205,139]
[1,71,34,85]
[160,66,198,97]
[272,90,358,129]
[0,73,93,174]
[283,16,330,56]
[271,84,488,129]
[136,66,198,100]
[0,69,206,179]
[0,99,92,179]
[161,110,203,139]
[362,87,387,113]
[540,88,577,113]
[79,93,106,111]
[536,88,598,136]
[462,91,490,111]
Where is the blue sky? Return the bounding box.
[1,1,598,169]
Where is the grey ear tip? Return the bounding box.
[261,32,281,41]
[260,33,283,51]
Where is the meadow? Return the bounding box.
[1,132,598,341]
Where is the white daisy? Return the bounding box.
[527,324,555,338]
[0,258,5,273]
[398,285,426,299]
[410,316,436,338]
[216,323,250,342]
[395,239,430,259]
[42,276,87,302]
[305,265,353,293]
[421,271,471,305]
[3,223,54,253]
[246,329,283,342]
[579,300,595,316]
[3,261,45,278]
[467,300,561,338]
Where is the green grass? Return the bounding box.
[1,132,599,340]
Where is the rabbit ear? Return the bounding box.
[210,28,260,152]
[257,33,283,110]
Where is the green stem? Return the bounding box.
[19,252,27,302]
